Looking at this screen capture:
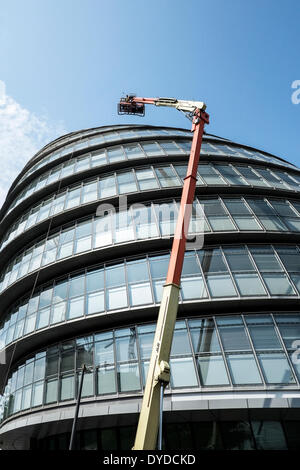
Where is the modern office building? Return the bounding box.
[0,124,300,450]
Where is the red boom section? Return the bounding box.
[166,110,209,286]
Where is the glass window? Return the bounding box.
[97,366,116,395]
[276,248,300,272]
[107,285,127,310]
[117,171,137,194]
[190,326,221,353]
[107,146,125,163]
[61,349,74,372]
[199,249,227,273]
[135,168,159,191]
[87,291,104,315]
[277,324,300,349]
[235,166,269,186]
[171,328,191,355]
[86,269,104,292]
[137,326,155,359]
[65,187,81,209]
[198,165,226,185]
[45,378,58,403]
[129,282,153,306]
[34,356,46,381]
[198,356,229,386]
[53,280,68,303]
[99,175,117,199]
[94,214,113,248]
[223,247,254,271]
[155,166,181,187]
[258,353,295,383]
[220,421,255,450]
[50,301,66,324]
[233,273,266,296]
[77,343,93,369]
[68,296,84,319]
[95,334,114,365]
[262,273,296,296]
[250,248,282,271]
[69,275,85,297]
[181,277,207,300]
[115,329,137,362]
[82,182,97,203]
[60,375,74,400]
[226,354,262,384]
[219,326,251,351]
[141,142,164,156]
[216,165,248,185]
[32,381,44,407]
[149,255,170,279]
[159,140,182,154]
[123,143,143,160]
[206,274,237,297]
[117,363,140,392]
[170,358,198,387]
[106,265,125,287]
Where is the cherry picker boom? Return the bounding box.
[117,95,209,450]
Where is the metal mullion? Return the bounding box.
[185,319,201,389]
[270,313,299,386]
[241,315,266,387]
[245,245,270,298]
[213,316,233,387]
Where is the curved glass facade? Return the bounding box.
[0,124,299,450]
[1,312,300,423]
[5,138,298,218]
[1,245,300,349]
[1,196,300,294]
[2,162,300,251]
[17,127,192,185]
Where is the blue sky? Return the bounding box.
[0,0,299,204]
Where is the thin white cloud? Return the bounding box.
[0,80,67,209]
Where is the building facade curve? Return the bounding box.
[0,124,300,450]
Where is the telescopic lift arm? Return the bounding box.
[118,95,209,450]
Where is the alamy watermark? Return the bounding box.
[291,80,300,104]
[96,196,205,250]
